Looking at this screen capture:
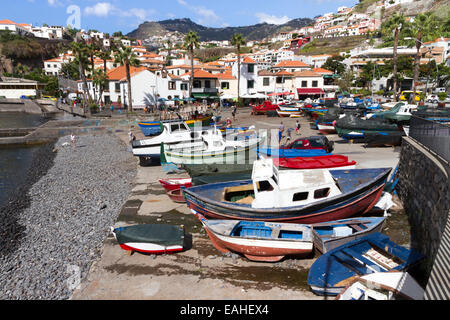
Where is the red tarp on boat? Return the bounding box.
[272,155,356,169]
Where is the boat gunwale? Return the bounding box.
[182,168,391,216]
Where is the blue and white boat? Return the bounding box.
[307,233,424,296]
[257,147,329,158]
[311,217,386,253]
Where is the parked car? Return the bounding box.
[282,136,334,153]
[426,94,439,103]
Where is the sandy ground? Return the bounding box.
[70,107,405,301]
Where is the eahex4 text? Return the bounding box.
[224,304,269,315]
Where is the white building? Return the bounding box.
[0,19,33,36]
[0,77,39,99]
[232,56,259,96]
[31,26,65,39]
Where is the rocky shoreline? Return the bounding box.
[0,132,136,299]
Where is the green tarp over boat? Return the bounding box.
[113,224,185,247]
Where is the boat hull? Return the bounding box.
[158,178,192,192]
[167,189,186,203]
[311,217,386,253]
[316,123,336,134]
[307,233,424,296]
[197,215,313,262]
[203,227,312,262]
[183,169,390,224]
[112,224,185,254]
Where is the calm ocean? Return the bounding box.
[0,113,49,209]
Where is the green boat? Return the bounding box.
[334,114,400,139]
[370,103,417,125]
[111,224,185,254]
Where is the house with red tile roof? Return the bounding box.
[0,19,32,36]
[272,60,311,73]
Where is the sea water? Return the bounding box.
[0,113,49,209]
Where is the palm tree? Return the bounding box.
[408,12,439,103]
[97,49,111,73]
[114,46,140,113]
[231,33,246,105]
[92,69,108,105]
[382,13,407,101]
[71,41,93,109]
[184,30,200,102]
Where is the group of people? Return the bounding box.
[278,120,301,145]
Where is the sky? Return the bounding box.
[4,0,358,34]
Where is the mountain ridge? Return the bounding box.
[127,17,314,41]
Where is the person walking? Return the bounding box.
[232,105,237,121]
[278,121,285,145]
[295,120,301,135]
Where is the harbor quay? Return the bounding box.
[68,106,411,300]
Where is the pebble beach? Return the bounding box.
[0,133,136,299]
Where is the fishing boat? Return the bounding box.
[194,211,313,262]
[311,217,386,253]
[278,105,301,112]
[316,122,336,134]
[272,155,356,170]
[132,120,212,160]
[162,130,265,165]
[336,272,424,300]
[111,224,185,254]
[138,121,162,136]
[276,108,302,117]
[167,189,186,203]
[257,147,329,158]
[369,104,417,125]
[334,114,401,140]
[182,158,391,224]
[138,115,213,136]
[252,101,279,115]
[183,163,254,177]
[307,233,424,296]
[158,178,192,192]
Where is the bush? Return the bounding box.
[438,92,447,101]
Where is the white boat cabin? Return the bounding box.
[250,158,342,209]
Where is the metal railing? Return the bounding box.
[409,115,450,164]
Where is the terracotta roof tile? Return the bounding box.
[274,60,310,68]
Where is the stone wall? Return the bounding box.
[397,137,450,276]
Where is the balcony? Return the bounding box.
[192,88,218,94]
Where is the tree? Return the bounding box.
[381,13,408,101]
[92,69,108,105]
[336,70,354,93]
[406,12,440,102]
[322,55,346,75]
[184,30,200,101]
[71,41,93,110]
[114,46,140,113]
[97,49,111,73]
[231,33,246,105]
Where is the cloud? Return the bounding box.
[177,0,221,26]
[255,13,291,25]
[84,2,155,22]
[84,2,114,17]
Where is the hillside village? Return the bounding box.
[0,0,449,109]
